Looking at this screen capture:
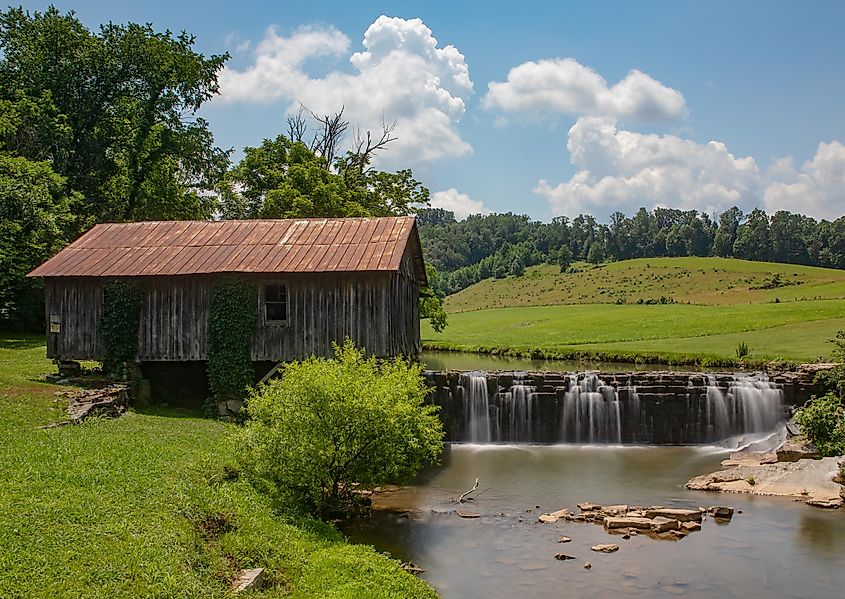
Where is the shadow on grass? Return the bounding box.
[132,403,209,420]
[0,335,45,350]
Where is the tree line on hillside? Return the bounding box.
[0,7,433,330]
[419,206,845,296]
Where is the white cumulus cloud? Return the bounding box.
[535,117,761,217]
[483,58,686,121]
[218,16,473,165]
[763,141,845,220]
[430,188,489,219]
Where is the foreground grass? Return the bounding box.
[0,337,436,598]
[423,302,845,364]
[446,257,845,313]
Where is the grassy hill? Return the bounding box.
[445,257,845,313]
[427,257,845,364]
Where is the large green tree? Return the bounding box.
[0,6,229,229]
[0,153,76,328]
[0,6,229,328]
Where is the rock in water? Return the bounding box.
[538,514,559,523]
[707,506,734,519]
[603,516,653,530]
[456,510,480,519]
[555,553,577,561]
[558,536,572,543]
[643,508,702,522]
[650,516,680,533]
[584,562,592,570]
[591,544,619,553]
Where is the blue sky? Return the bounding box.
[19,1,845,221]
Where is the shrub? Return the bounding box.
[735,341,750,360]
[234,339,444,518]
[793,393,845,457]
[814,330,845,399]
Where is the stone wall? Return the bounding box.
[424,369,822,445]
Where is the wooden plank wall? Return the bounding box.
[44,265,421,362]
[45,277,104,360]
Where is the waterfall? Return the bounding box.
[500,375,536,442]
[560,373,623,443]
[461,373,493,442]
[730,374,785,433]
[447,370,788,445]
[705,375,731,441]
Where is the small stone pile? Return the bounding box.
[53,385,130,424]
[538,501,732,541]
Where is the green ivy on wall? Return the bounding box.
[208,278,257,402]
[101,280,141,374]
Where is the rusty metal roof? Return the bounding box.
[28,217,427,283]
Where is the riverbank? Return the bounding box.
[686,442,845,509]
[0,336,436,598]
[422,341,786,369]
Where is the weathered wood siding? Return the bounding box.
[44,260,421,362]
[45,277,105,359]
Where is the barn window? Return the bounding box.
[264,284,287,322]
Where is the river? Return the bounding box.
[346,420,845,597]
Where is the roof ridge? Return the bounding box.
[27,217,424,279]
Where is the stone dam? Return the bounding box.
[424,369,824,445]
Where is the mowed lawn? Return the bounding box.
[423,301,845,362]
[445,257,845,313]
[0,337,436,599]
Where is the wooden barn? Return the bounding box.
[27,217,427,373]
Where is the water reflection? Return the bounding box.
[346,445,845,599]
[420,350,718,373]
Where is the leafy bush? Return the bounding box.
[814,330,845,399]
[735,341,750,359]
[234,339,444,517]
[793,393,845,457]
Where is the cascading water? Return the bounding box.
[561,374,622,443]
[460,372,494,442]
[449,371,787,444]
[499,376,536,442]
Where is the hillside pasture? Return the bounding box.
[423,301,845,363]
[444,257,845,313]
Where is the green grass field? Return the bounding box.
[445,257,845,313]
[427,258,845,364]
[0,337,436,598]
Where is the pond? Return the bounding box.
[345,443,845,599]
[419,350,719,373]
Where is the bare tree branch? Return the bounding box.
[304,105,349,170]
[286,105,308,143]
[351,115,397,173]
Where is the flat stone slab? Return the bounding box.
[650,516,680,533]
[604,517,654,530]
[456,510,481,518]
[643,508,702,522]
[591,544,619,553]
[686,457,843,508]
